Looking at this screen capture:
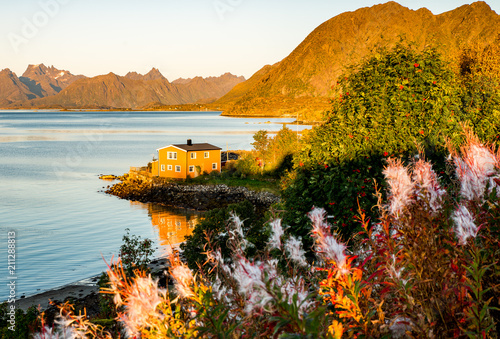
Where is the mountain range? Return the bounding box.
[216,1,500,120]
[1,1,499,115]
[0,65,245,109]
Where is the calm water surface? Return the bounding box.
[0,111,310,298]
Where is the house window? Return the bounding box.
[161,164,165,171]
[167,165,172,171]
[189,165,195,173]
[204,152,209,158]
[175,165,181,172]
[190,152,196,159]
[212,163,217,170]
[168,152,177,160]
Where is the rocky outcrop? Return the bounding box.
[20,64,86,97]
[0,68,39,106]
[106,177,279,210]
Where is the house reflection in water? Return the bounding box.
[130,202,202,254]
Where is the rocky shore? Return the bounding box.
[105,176,280,210]
[15,257,170,320]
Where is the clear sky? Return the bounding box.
[1,0,499,81]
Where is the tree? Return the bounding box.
[251,130,270,166]
[283,43,464,248]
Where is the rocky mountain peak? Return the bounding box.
[143,68,166,81]
[0,68,13,75]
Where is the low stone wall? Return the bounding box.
[106,177,280,210]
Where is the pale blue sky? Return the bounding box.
[1,0,499,80]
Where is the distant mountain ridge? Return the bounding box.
[20,64,86,98]
[0,65,245,109]
[0,69,36,106]
[125,68,167,81]
[2,1,498,112]
[217,1,500,119]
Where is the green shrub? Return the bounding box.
[284,43,464,248]
[180,200,268,271]
[119,228,155,275]
[0,303,40,338]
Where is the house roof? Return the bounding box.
[157,143,222,152]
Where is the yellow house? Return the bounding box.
[152,139,222,179]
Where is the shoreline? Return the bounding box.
[106,177,280,211]
[10,257,170,312]
[0,109,315,123]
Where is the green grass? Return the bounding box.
[182,173,280,195]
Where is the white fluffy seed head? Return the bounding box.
[285,236,308,267]
[268,219,285,249]
[412,159,446,213]
[308,207,348,271]
[454,140,499,202]
[121,275,166,336]
[228,211,250,253]
[383,158,414,217]
[170,265,195,299]
[452,204,478,245]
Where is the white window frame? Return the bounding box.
[190,152,196,159]
[161,164,165,171]
[175,165,181,172]
[167,165,173,171]
[168,152,177,160]
[204,152,209,158]
[189,165,195,173]
[212,163,217,170]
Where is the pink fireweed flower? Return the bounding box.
[322,236,347,270]
[228,212,245,239]
[308,207,330,233]
[244,287,274,314]
[120,275,167,336]
[211,275,232,305]
[383,158,414,216]
[207,249,232,276]
[452,204,478,245]
[389,316,413,338]
[309,207,347,272]
[35,315,87,339]
[454,157,480,200]
[280,278,314,317]
[468,143,497,176]
[55,315,88,339]
[233,257,274,314]
[234,257,266,295]
[387,254,408,286]
[268,219,285,249]
[454,140,499,201]
[170,264,195,299]
[228,211,250,253]
[107,266,125,306]
[33,326,59,339]
[285,235,308,267]
[308,207,331,246]
[412,159,446,213]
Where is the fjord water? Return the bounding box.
[0,111,308,298]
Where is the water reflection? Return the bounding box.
[130,202,202,254]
